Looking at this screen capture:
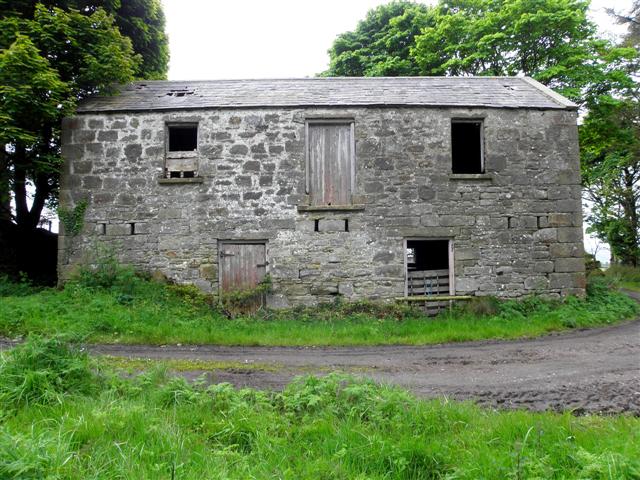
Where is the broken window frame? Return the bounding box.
[403,238,455,297]
[450,118,484,174]
[164,122,199,178]
[305,118,356,207]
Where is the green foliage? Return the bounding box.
[0,275,637,346]
[75,243,139,295]
[606,265,640,283]
[580,94,639,267]
[585,253,603,277]
[0,273,41,297]
[0,336,99,410]
[411,0,636,102]
[323,1,431,76]
[56,199,87,236]
[0,0,168,230]
[0,364,638,478]
[454,296,500,317]
[220,275,273,317]
[166,283,214,309]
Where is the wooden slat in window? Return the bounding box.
[308,123,353,206]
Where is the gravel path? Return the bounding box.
[3,291,639,414]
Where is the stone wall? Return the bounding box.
[59,106,585,305]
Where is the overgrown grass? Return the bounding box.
[0,274,637,346]
[0,337,638,479]
[605,265,640,292]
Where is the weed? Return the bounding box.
[0,336,100,410]
[0,345,637,480]
[0,274,637,347]
[0,273,41,297]
[606,265,640,283]
[75,243,139,294]
[220,275,273,317]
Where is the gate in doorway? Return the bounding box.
[405,239,455,315]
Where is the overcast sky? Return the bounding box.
[163,0,634,80]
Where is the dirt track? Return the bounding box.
[85,290,640,414]
[3,291,639,414]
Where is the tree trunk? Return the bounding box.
[0,149,11,222]
[620,167,639,267]
[13,143,31,230]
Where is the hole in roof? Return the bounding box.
[503,85,515,91]
[166,89,195,97]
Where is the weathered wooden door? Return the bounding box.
[308,122,353,206]
[219,243,267,312]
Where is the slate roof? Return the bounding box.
[76,77,577,113]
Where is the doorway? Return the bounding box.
[219,242,267,312]
[405,239,454,297]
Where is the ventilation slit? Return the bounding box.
[314,219,319,232]
[129,222,136,235]
[344,219,349,232]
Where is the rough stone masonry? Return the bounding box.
[58,77,585,306]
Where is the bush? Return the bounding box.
[0,273,42,297]
[606,265,640,283]
[453,296,500,317]
[75,243,140,295]
[0,336,101,410]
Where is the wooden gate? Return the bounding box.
[307,122,354,206]
[219,243,267,313]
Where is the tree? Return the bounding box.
[323,1,431,77]
[580,96,639,266]
[411,0,634,103]
[0,0,169,79]
[580,2,640,267]
[607,0,640,48]
[0,1,168,233]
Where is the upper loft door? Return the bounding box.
[307,122,354,206]
[219,242,267,312]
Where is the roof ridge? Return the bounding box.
[520,77,578,109]
[133,76,526,84]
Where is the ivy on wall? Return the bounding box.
[57,200,88,236]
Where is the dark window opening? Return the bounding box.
[314,219,320,232]
[129,222,136,235]
[182,170,195,178]
[99,223,106,235]
[407,240,449,271]
[344,219,349,232]
[451,120,483,174]
[508,217,515,229]
[168,125,197,152]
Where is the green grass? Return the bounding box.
[0,337,638,479]
[101,355,284,373]
[620,281,640,292]
[0,276,637,346]
[604,265,640,292]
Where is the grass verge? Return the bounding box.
[0,337,638,479]
[0,275,637,346]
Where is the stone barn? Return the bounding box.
[58,77,585,307]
